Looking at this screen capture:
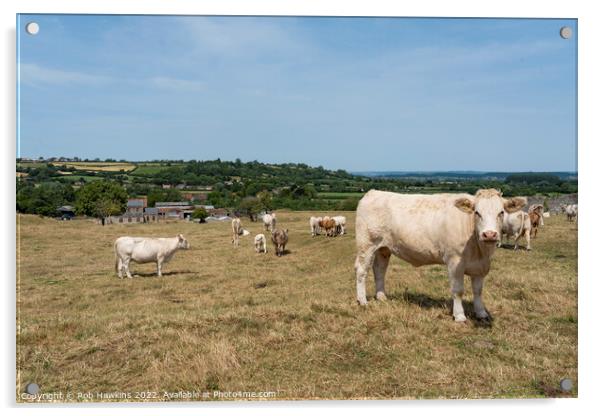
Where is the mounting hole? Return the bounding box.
[25,383,40,395]
[559,26,572,39]
[25,22,39,35]
[560,378,573,391]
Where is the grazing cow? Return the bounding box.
[528,204,545,226]
[319,217,337,237]
[332,215,347,235]
[562,204,578,222]
[263,213,277,232]
[254,233,267,253]
[500,211,531,251]
[528,210,542,239]
[309,216,322,236]
[543,212,551,218]
[114,234,190,278]
[354,189,526,322]
[271,229,289,256]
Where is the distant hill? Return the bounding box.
[352,171,578,181]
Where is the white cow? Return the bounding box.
[332,215,347,235]
[309,216,322,236]
[562,204,578,222]
[500,211,531,250]
[231,218,250,246]
[263,213,277,232]
[355,189,526,322]
[254,234,267,253]
[114,234,190,278]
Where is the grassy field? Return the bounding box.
[16,212,577,401]
[53,162,137,172]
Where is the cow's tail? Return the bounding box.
[114,240,119,273]
[519,212,527,236]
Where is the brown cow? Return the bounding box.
[529,210,542,238]
[271,229,289,256]
[319,217,337,237]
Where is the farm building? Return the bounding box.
[126,197,147,214]
[155,202,194,219]
[57,205,75,220]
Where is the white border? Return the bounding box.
[2,1,600,415]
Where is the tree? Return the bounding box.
[17,183,75,216]
[238,196,262,221]
[75,181,127,225]
[192,207,209,223]
[257,190,273,211]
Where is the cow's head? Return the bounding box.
[455,189,526,243]
[177,234,190,249]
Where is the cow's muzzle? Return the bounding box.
[481,230,499,242]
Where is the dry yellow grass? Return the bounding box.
[51,162,136,172]
[16,211,577,401]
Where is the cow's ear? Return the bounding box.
[178,234,184,240]
[504,197,527,213]
[454,197,475,214]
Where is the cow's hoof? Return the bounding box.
[357,299,368,306]
[475,310,489,320]
[527,247,532,251]
[376,292,387,301]
[454,313,467,323]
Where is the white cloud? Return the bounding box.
[19,63,112,86]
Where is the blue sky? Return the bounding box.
[17,15,577,172]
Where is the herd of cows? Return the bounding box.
[113,189,577,323]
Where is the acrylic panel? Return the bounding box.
[16,14,577,402]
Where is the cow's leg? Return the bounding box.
[447,260,466,322]
[525,229,531,251]
[373,247,391,301]
[157,257,163,276]
[117,257,124,278]
[470,275,489,319]
[123,257,133,279]
[355,246,377,305]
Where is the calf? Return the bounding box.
[114,234,190,278]
[355,189,525,322]
[271,229,289,256]
[528,204,545,226]
[254,234,267,253]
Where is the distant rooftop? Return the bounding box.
[155,202,191,207]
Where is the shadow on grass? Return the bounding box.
[498,243,530,251]
[388,289,494,328]
[132,270,195,278]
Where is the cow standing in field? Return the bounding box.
[114,234,190,278]
[231,218,249,246]
[263,213,277,232]
[500,211,532,250]
[528,210,542,239]
[333,216,347,235]
[271,229,289,256]
[319,217,337,237]
[309,216,322,236]
[528,204,545,226]
[562,204,578,222]
[354,189,526,322]
[254,234,267,253]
